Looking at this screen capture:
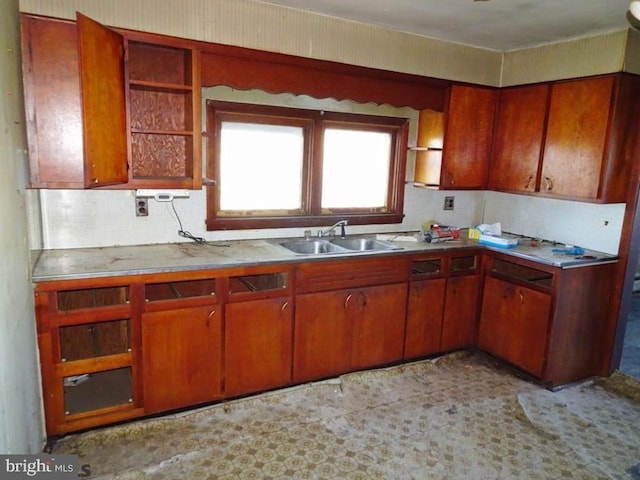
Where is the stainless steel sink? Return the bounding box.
[276,236,402,255]
[278,239,349,255]
[330,237,401,251]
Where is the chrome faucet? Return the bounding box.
[319,220,348,238]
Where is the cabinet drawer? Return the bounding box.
[449,254,478,275]
[489,257,554,292]
[227,271,289,301]
[410,256,444,279]
[56,285,130,312]
[296,257,409,293]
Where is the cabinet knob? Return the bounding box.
[544,177,553,191]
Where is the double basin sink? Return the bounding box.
[276,236,402,255]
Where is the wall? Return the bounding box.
[19,0,502,86]
[501,30,630,86]
[0,0,45,453]
[484,193,625,255]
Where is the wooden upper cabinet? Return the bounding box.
[440,85,498,189]
[125,36,202,189]
[412,109,444,186]
[77,13,129,187]
[21,13,202,190]
[542,76,613,200]
[489,84,549,193]
[489,74,639,203]
[541,75,638,203]
[21,15,84,188]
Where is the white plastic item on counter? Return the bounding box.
[476,222,502,236]
[376,233,419,242]
[478,234,518,249]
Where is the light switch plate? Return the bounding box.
[443,196,455,210]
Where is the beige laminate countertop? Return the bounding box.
[31,233,618,283]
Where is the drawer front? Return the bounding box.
[296,256,409,293]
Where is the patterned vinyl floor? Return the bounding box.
[52,352,640,479]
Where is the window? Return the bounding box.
[206,101,408,230]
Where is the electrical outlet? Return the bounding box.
[136,197,148,217]
[443,196,455,210]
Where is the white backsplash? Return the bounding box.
[29,187,486,250]
[483,191,625,255]
[30,187,625,255]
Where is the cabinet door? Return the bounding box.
[441,275,480,350]
[225,297,293,396]
[489,84,549,193]
[351,283,408,370]
[541,76,614,200]
[293,290,352,383]
[441,85,497,189]
[142,306,222,414]
[77,13,129,187]
[405,278,446,359]
[478,276,551,377]
[21,15,84,188]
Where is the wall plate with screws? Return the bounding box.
[443,196,455,210]
[136,197,148,217]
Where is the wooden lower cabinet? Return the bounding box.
[34,250,618,435]
[478,276,551,377]
[293,289,355,383]
[293,283,407,383]
[225,297,293,396]
[142,306,223,414]
[351,283,407,370]
[440,275,481,351]
[405,278,446,358]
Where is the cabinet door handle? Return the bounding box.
[518,291,524,304]
[524,175,533,190]
[344,293,353,310]
[544,176,553,191]
[206,309,216,327]
[280,301,289,314]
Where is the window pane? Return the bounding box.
[220,122,304,211]
[321,129,391,209]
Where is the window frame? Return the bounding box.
[205,100,408,230]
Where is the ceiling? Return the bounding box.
[257,0,635,52]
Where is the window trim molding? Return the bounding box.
[206,101,408,231]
